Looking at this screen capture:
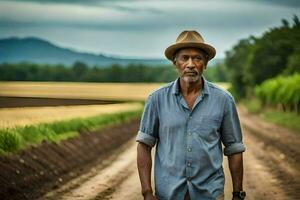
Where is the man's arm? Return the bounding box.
[137,142,157,200]
[228,152,244,199]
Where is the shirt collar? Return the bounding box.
[171,76,210,96]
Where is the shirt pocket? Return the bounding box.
[196,116,221,143]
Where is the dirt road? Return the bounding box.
[41,107,300,200]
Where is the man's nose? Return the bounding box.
[186,58,195,68]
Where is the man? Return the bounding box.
[136,30,246,200]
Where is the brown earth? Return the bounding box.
[1,106,299,200]
[236,106,300,199]
[0,96,124,108]
[0,118,140,200]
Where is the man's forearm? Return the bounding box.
[137,142,153,195]
[228,152,244,192]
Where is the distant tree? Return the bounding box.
[72,61,88,81]
[293,14,300,27]
[281,19,289,27]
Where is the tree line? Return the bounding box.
[0,61,225,83]
[224,15,300,98]
[0,62,178,82]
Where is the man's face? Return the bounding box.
[173,48,207,84]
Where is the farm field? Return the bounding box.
[0,103,142,129]
[0,82,163,101]
[0,81,229,129]
[0,81,230,101]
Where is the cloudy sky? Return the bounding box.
[0,0,299,59]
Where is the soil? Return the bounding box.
[1,106,299,200]
[0,96,124,108]
[0,119,140,200]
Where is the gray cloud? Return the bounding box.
[3,0,163,14]
[1,0,299,58]
[244,0,300,8]
[2,0,296,31]
[7,0,300,8]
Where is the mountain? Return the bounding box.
[0,37,169,67]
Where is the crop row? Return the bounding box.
[255,73,300,113]
[0,109,142,154]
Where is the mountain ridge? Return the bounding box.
[0,37,169,67]
[0,37,223,67]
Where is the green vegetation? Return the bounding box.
[241,98,262,114]
[0,60,225,83]
[242,73,300,132]
[243,99,300,132]
[204,63,227,82]
[224,16,300,132]
[0,109,142,154]
[263,110,300,132]
[225,15,300,99]
[0,62,178,83]
[255,73,300,113]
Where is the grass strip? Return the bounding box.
[262,111,300,133]
[242,99,300,133]
[0,109,142,154]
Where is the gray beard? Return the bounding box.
[181,75,201,84]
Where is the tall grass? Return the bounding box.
[0,109,142,154]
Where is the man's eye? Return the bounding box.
[180,56,189,61]
[194,56,203,61]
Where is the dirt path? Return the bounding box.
[41,139,139,200]
[41,107,299,200]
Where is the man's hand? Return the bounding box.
[144,191,158,200]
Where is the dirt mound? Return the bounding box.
[0,119,139,200]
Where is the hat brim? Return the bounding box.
[164,42,216,61]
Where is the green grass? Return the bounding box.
[241,98,262,114]
[242,99,300,133]
[262,110,300,133]
[0,109,142,154]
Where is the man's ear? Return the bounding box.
[172,60,177,66]
[204,60,208,69]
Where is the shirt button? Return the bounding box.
[188,132,192,136]
[187,162,191,167]
[188,148,192,152]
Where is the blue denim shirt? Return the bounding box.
[136,77,246,200]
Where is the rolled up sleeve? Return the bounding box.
[136,94,159,147]
[221,96,246,156]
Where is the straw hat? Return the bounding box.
[164,30,216,61]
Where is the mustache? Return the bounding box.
[184,70,198,74]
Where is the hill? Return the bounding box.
[0,37,168,67]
